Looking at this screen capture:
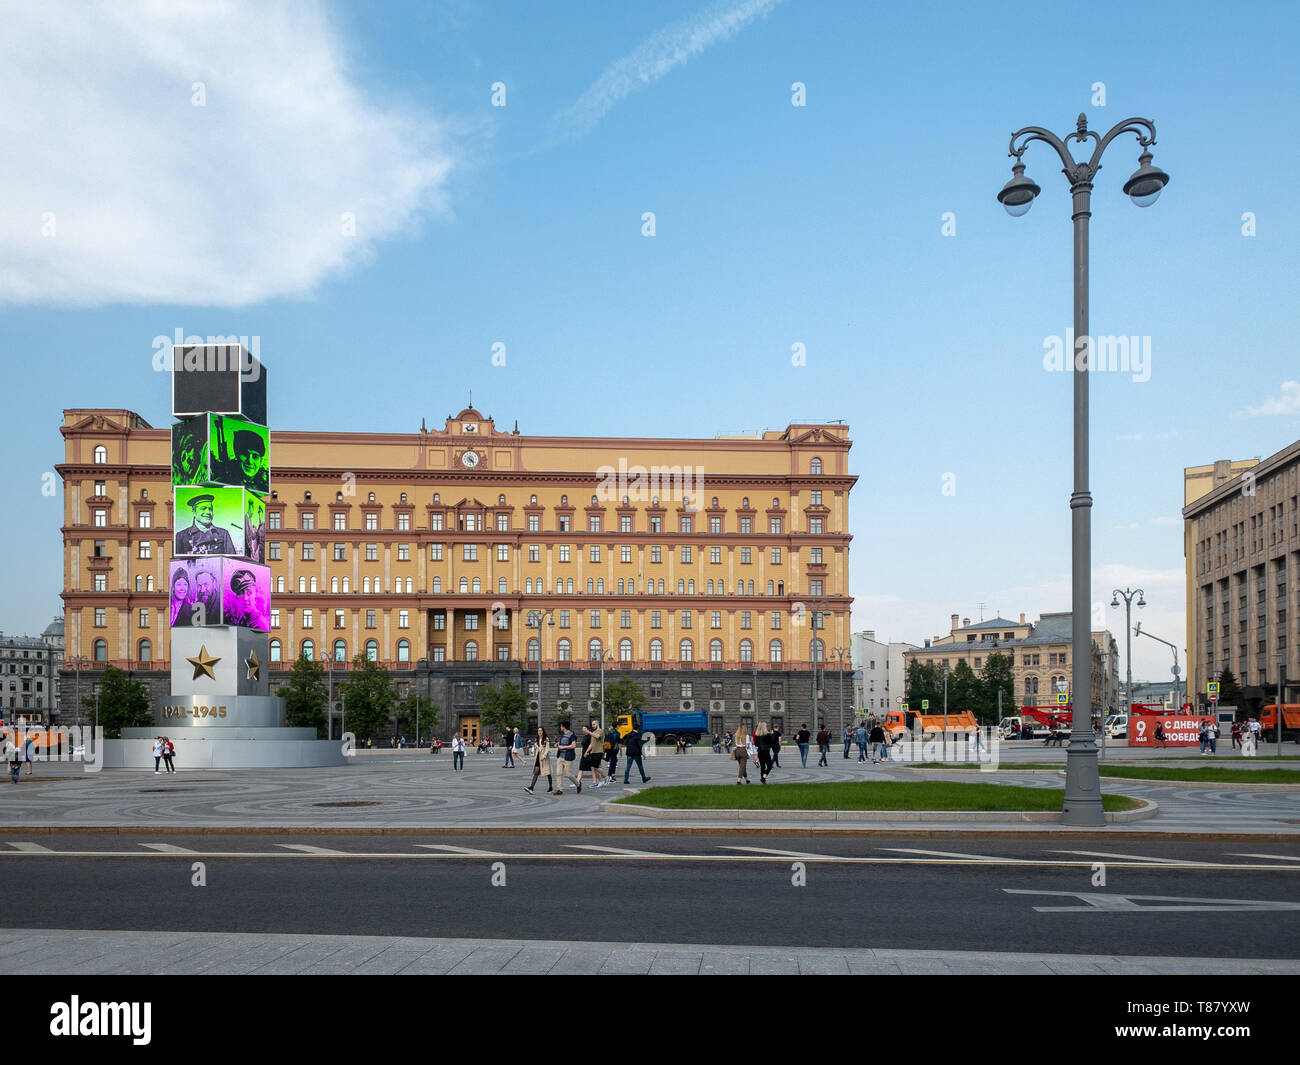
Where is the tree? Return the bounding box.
[1216,668,1246,720]
[977,652,1017,725]
[948,660,979,718]
[86,665,152,738]
[279,653,328,737]
[396,692,438,743]
[599,674,645,727]
[905,659,944,713]
[477,680,528,741]
[338,656,397,745]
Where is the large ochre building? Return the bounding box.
[58,407,855,739]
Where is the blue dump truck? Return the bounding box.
[614,709,709,746]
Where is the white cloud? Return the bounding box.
[1240,381,1300,417]
[554,0,783,138]
[0,1,453,307]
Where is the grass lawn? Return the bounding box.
[611,780,1140,812]
[950,764,1300,783]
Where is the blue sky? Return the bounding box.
[2,0,1297,682]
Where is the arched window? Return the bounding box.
[397,639,410,663]
[276,576,285,593]
[527,638,540,662]
[1026,676,1039,695]
[679,639,694,662]
[739,639,753,662]
[709,639,723,662]
[811,638,824,662]
[138,639,151,662]
[587,578,594,594]
[677,579,685,594]
[464,640,478,661]
[619,638,633,662]
[588,638,603,660]
[596,579,604,594]
[627,579,634,594]
[269,639,282,662]
[299,577,308,592]
[309,577,317,593]
[365,640,378,662]
[777,580,784,596]
[498,577,507,594]
[767,580,774,596]
[649,639,663,661]
[333,639,347,662]
[459,577,468,593]
[472,577,481,593]
[147,575,154,591]
[432,577,441,594]
[717,580,725,595]
[405,577,413,593]
[556,578,563,594]
[301,639,315,660]
[618,579,625,594]
[657,579,665,594]
[707,580,714,595]
[768,639,783,662]
[566,579,574,594]
[558,638,572,661]
[135,575,143,591]
[747,580,754,595]
[688,580,695,594]
[93,445,107,464]
[331,577,339,593]
[341,577,350,593]
[525,578,533,594]
[362,577,371,593]
[810,457,822,475]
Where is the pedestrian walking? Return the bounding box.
[732,725,751,783]
[815,725,830,767]
[1198,720,1209,755]
[452,733,466,771]
[869,721,886,764]
[152,736,163,774]
[605,725,620,784]
[854,722,869,763]
[795,724,811,768]
[581,719,609,789]
[503,727,516,768]
[754,722,775,783]
[162,737,176,773]
[770,726,782,767]
[1231,721,1242,749]
[8,749,20,784]
[621,722,651,785]
[1242,720,1258,757]
[553,723,579,794]
[1207,720,1219,754]
[524,728,553,794]
[842,725,853,759]
[24,734,35,777]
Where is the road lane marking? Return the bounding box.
[1005,888,1300,913]
[1049,850,1195,866]
[415,844,507,856]
[721,846,839,860]
[565,845,670,857]
[275,844,348,855]
[880,847,1024,862]
[1229,853,1300,862]
[6,842,53,853]
[139,843,197,854]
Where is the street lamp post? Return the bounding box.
[832,647,852,734]
[67,655,91,731]
[599,649,614,731]
[999,113,1169,826]
[1110,588,1146,722]
[528,609,556,730]
[1134,622,1182,712]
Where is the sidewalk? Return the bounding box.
[4,929,1296,975]
[2,749,1296,837]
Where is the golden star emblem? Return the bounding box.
[187,644,221,681]
[245,648,261,681]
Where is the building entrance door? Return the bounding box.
[460,716,480,744]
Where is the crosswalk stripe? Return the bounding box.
[565,845,669,857]
[879,847,1018,862]
[1050,849,1194,866]
[139,843,197,853]
[415,844,507,856]
[275,844,348,855]
[6,842,53,853]
[721,846,838,860]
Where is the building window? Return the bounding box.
[709,639,723,662]
[397,543,410,561]
[365,640,378,662]
[301,639,315,660]
[649,639,664,661]
[619,515,632,533]
[650,610,662,629]
[771,611,781,630]
[770,548,781,565]
[428,544,443,562]
[398,609,409,629]
[92,509,107,528]
[681,546,692,563]
[621,610,632,629]
[363,543,377,562]
[270,609,280,629]
[269,639,281,662]
[92,445,107,463]
[557,638,571,661]
[138,608,150,628]
[302,543,315,561]
[740,517,752,534]
[590,610,601,628]
[92,638,107,660]
[651,546,662,564]
[711,611,722,629]
[138,510,152,529]
[269,512,282,530]
[302,609,313,629]
[769,518,782,534]
[810,458,822,475]
[464,641,479,662]
[432,613,446,631]
[808,518,824,535]
[619,638,633,662]
[432,646,446,662]
[589,545,600,563]
[559,610,570,628]
[810,547,822,564]
[497,544,510,562]
[332,512,347,531]
[463,544,477,562]
[93,574,108,592]
[810,580,823,597]
[364,513,378,531]
[621,545,632,564]
[769,639,783,662]
[430,513,444,531]
[680,639,693,662]
[398,513,411,531]
[739,639,753,661]
[680,682,693,699]
[588,639,602,660]
[682,610,693,629]
[531,544,542,563]
[465,614,479,631]
[588,515,602,533]
[301,512,315,531]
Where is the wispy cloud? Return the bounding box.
[0,1,454,307]
[1239,380,1300,417]
[1117,431,1176,442]
[553,0,783,140]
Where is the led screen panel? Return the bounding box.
[219,560,271,632]
[167,558,225,627]
[174,485,246,557]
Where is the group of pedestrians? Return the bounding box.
[523,718,651,797]
[730,723,783,783]
[842,721,891,763]
[151,736,176,774]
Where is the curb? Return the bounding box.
[901,767,1299,790]
[601,797,1158,824]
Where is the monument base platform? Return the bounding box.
[106,727,348,768]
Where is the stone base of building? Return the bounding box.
[105,726,348,769]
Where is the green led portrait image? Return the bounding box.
[174,485,246,557]
[207,414,269,494]
[171,415,210,486]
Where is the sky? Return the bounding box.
[1,0,1297,685]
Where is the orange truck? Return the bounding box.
[1260,704,1300,743]
[882,708,979,740]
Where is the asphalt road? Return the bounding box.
[3,834,1298,958]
